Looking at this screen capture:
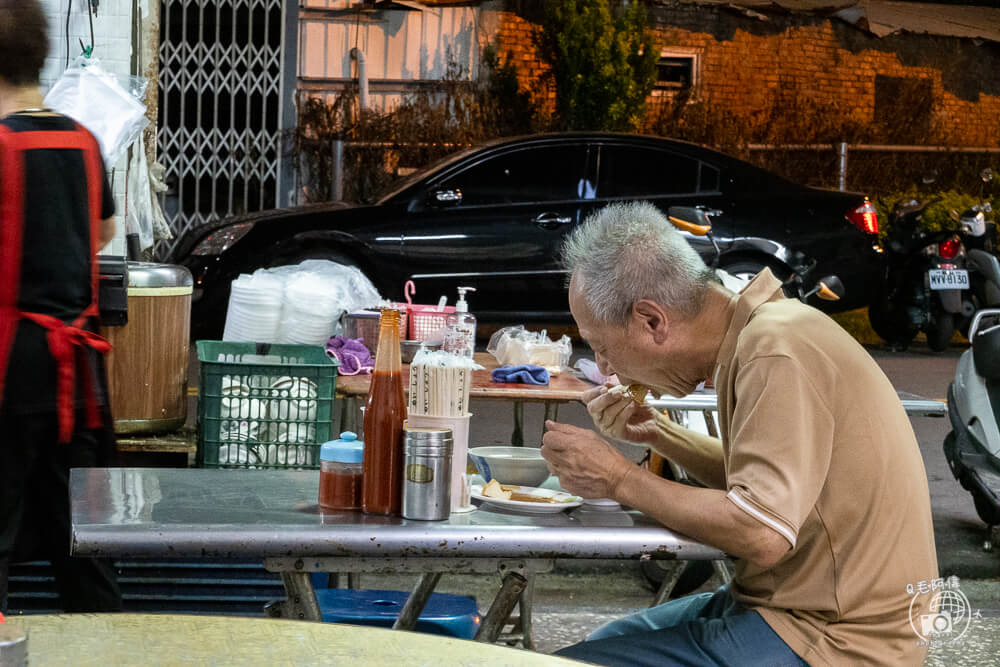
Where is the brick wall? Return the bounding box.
[38,0,138,256]
[494,6,1000,148]
[494,11,555,115]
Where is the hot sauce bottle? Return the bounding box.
[362,308,407,515]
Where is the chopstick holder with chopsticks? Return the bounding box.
[408,349,482,417]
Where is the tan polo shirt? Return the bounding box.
[714,270,938,666]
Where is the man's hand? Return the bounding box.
[541,420,635,500]
[582,382,660,445]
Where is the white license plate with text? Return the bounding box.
[928,269,969,290]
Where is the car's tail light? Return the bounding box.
[847,198,879,235]
[939,237,963,260]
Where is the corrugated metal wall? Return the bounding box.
[298,3,484,111]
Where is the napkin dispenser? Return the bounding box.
[98,255,128,326]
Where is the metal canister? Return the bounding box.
[402,426,453,520]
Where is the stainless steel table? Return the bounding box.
[70,467,723,647]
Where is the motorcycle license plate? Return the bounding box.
[928,269,969,290]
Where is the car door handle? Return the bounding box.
[534,213,573,230]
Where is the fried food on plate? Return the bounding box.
[482,479,512,500]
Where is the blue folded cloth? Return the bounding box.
[491,364,550,385]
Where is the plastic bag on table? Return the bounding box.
[44,56,149,167]
[486,325,572,373]
[271,261,382,344]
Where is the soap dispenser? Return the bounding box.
[443,286,477,358]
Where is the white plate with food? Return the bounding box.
[471,480,582,514]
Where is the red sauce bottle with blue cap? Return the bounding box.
[319,431,364,510]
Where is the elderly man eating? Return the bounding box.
[542,202,937,666]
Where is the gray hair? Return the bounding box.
[562,201,716,325]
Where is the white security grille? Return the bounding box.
[158,0,285,259]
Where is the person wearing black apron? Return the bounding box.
[0,0,121,612]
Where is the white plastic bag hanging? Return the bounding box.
[44,56,149,167]
[126,134,170,250]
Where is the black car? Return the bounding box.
[178,132,882,338]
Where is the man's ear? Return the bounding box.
[632,299,669,344]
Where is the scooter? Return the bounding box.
[667,206,845,304]
[944,308,1000,546]
[868,197,971,352]
[959,169,999,325]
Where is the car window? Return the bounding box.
[438,146,587,206]
[597,145,699,197]
[699,163,720,192]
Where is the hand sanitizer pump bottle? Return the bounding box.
[443,286,477,358]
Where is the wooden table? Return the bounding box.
[3,613,586,665]
[336,353,593,444]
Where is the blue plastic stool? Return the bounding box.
[312,587,480,639]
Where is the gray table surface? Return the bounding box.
[70,468,723,561]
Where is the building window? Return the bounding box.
[655,50,698,91]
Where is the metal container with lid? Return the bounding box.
[101,262,194,435]
[319,431,364,510]
[401,426,453,521]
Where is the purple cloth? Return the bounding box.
[325,336,374,375]
[491,364,550,385]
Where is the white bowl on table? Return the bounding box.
[468,446,551,488]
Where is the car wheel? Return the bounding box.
[717,260,794,297]
[718,260,769,284]
[867,302,916,351]
[925,311,954,352]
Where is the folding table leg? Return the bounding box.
[650,561,685,607]
[516,572,536,650]
[712,559,734,585]
[474,571,528,643]
[280,571,323,621]
[511,401,525,445]
[392,572,441,631]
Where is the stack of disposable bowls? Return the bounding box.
[276,272,342,345]
[222,271,285,342]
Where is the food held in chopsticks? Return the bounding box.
[610,383,649,405]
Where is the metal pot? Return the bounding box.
[101,262,193,435]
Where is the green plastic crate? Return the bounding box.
[196,341,339,469]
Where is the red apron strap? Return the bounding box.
[0,123,111,441]
[73,122,104,310]
[0,125,26,406]
[22,312,111,442]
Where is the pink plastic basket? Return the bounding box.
[408,304,456,341]
[399,281,455,341]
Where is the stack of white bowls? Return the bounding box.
[222,271,285,342]
[275,272,343,345]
